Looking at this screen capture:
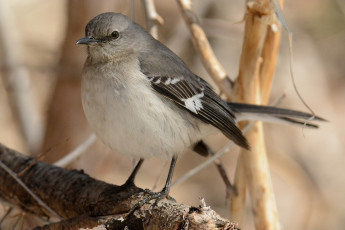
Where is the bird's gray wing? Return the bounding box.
[138,48,249,149]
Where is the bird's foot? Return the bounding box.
[127,188,175,217]
[142,188,176,203]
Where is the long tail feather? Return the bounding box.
[228,102,326,128]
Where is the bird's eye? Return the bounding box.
[111,31,120,39]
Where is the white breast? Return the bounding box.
[81,59,210,159]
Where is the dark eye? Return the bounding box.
[111,31,120,39]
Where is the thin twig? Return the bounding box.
[172,121,256,188]
[142,0,164,39]
[0,207,12,226]
[271,0,316,122]
[166,1,214,56]
[230,157,246,224]
[12,212,22,230]
[17,138,70,176]
[202,143,237,202]
[176,0,234,99]
[53,133,97,167]
[0,161,62,220]
[171,93,285,188]
[209,146,237,201]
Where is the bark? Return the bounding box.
[0,143,238,230]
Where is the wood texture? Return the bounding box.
[0,143,237,230]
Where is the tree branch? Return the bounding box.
[231,1,282,229]
[142,0,164,39]
[0,143,238,229]
[176,0,234,99]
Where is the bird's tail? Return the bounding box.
[228,102,326,128]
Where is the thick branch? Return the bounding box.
[231,1,282,229]
[0,143,237,229]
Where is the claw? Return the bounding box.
[126,156,178,218]
[127,189,175,218]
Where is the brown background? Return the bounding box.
[0,0,344,229]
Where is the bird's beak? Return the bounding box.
[76,37,99,45]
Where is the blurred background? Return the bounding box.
[0,0,344,229]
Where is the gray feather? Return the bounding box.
[229,102,326,128]
[138,43,249,149]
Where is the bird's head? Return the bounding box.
[77,12,152,62]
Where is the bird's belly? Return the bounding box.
[82,78,204,159]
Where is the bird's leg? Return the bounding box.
[158,155,177,196]
[127,156,177,216]
[123,158,144,186]
[143,155,177,199]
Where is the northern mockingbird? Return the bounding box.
[76,12,323,201]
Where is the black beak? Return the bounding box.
[76,37,99,45]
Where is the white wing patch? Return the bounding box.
[148,75,204,114]
[164,78,171,85]
[149,76,180,85]
[170,78,180,84]
[164,77,180,85]
[182,92,204,114]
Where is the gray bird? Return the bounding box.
[76,12,324,202]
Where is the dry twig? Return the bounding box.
[53,134,97,167]
[176,0,234,99]
[172,122,256,188]
[142,0,164,39]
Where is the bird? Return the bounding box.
[76,12,324,203]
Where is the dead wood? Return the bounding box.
[0,143,238,229]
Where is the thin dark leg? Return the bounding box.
[160,155,177,194]
[124,158,144,186]
[127,156,178,216]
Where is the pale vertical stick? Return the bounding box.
[176,0,282,228]
[142,0,164,39]
[0,0,43,154]
[260,20,282,104]
[231,1,282,229]
[230,156,247,224]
